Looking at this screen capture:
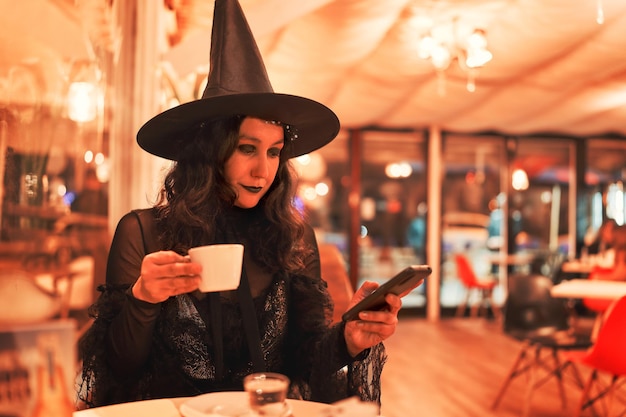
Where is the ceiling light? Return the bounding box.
[416,19,492,94]
[512,168,529,191]
[68,82,98,122]
[385,162,413,179]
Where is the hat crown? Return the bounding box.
[136,0,340,161]
[203,0,274,99]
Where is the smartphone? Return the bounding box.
[342,265,431,322]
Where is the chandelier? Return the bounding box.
[416,17,493,94]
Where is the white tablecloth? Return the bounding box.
[551,279,626,299]
[560,260,594,274]
[74,398,183,417]
[73,392,351,417]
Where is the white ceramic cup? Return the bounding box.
[188,244,244,292]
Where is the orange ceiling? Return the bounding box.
[162,0,626,138]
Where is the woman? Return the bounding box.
[582,218,617,268]
[78,116,399,407]
[77,0,412,408]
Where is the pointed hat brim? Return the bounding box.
[136,0,340,160]
[137,92,340,160]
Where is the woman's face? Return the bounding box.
[224,117,285,208]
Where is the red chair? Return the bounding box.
[454,253,500,318]
[564,295,626,417]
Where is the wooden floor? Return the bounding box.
[379,316,623,417]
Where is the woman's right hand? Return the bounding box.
[132,250,202,303]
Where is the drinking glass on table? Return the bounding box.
[243,372,292,417]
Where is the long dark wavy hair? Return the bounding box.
[153,115,310,274]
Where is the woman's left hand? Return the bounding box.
[343,281,403,357]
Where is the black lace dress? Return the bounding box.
[77,208,386,408]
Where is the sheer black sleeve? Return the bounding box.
[301,224,322,279]
[105,211,163,374]
[105,211,148,286]
[78,210,162,407]
[285,224,386,404]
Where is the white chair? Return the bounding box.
[35,256,95,318]
[0,270,62,325]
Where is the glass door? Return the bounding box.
[441,135,506,312]
[357,130,427,308]
[583,139,626,241]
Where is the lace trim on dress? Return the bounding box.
[77,273,386,408]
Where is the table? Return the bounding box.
[560,260,597,274]
[488,252,535,267]
[551,279,626,340]
[550,279,626,300]
[73,391,343,417]
[73,398,183,417]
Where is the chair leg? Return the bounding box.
[491,302,502,321]
[581,374,625,417]
[492,342,531,409]
[610,377,626,417]
[484,288,501,320]
[550,349,568,409]
[520,348,536,417]
[477,289,488,317]
[521,348,569,409]
[469,289,480,317]
[607,376,616,417]
[576,370,597,417]
[456,291,469,317]
[527,347,579,409]
[522,344,545,417]
[562,360,586,389]
[493,343,579,415]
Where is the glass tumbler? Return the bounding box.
[243,372,291,417]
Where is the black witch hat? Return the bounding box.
[137,0,340,160]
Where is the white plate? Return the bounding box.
[73,398,181,417]
[180,391,333,417]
